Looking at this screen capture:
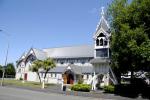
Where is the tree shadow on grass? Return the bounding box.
[32,83,41,86]
[114,79,150,99]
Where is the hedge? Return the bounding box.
[71,84,91,92]
[103,85,115,93]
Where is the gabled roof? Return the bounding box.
[18,45,94,64]
[40,65,93,74]
[32,48,47,60]
[22,48,47,64]
[96,16,110,33]
[93,7,110,39]
[43,45,94,58]
[18,52,27,61]
[64,64,82,75]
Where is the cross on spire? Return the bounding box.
[101,7,104,16]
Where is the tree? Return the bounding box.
[30,60,43,84]
[108,0,150,83]
[5,63,16,77]
[42,58,56,88]
[0,65,3,78]
[30,58,56,88]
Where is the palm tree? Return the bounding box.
[42,58,56,88]
[30,60,43,84]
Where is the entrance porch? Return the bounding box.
[62,65,83,85]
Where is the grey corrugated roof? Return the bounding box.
[24,45,93,60]
[32,48,48,60]
[67,64,82,75]
[94,10,110,39]
[41,65,93,74]
[96,17,110,33]
[43,45,94,58]
[90,58,110,64]
[81,66,93,73]
[48,66,66,73]
[18,52,27,61]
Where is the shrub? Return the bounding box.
[142,86,150,99]
[71,84,91,92]
[19,77,23,80]
[104,85,115,93]
[115,84,140,98]
[114,78,149,98]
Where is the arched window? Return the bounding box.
[104,40,107,46]
[96,39,99,46]
[100,38,103,46]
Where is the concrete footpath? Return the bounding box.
[2,84,149,100]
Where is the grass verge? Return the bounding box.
[0,79,54,88]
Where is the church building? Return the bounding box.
[16,8,117,90]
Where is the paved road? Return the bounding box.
[0,86,113,100]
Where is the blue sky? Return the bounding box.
[0,0,112,65]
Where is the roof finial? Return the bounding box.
[101,7,104,16]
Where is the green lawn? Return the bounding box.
[0,79,54,88]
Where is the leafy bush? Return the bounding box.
[19,77,23,80]
[71,84,91,92]
[115,78,149,98]
[142,86,150,99]
[115,84,141,98]
[104,85,115,93]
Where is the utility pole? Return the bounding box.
[0,30,9,86]
[1,44,9,86]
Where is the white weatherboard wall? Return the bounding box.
[47,78,58,84]
[27,72,38,82]
[46,73,62,84]
[16,73,22,80]
[94,64,109,74]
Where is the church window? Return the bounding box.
[96,49,108,57]
[100,38,103,46]
[104,40,107,46]
[96,39,99,46]
[87,74,89,79]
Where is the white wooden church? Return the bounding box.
[16,8,117,90]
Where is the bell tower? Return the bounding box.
[93,7,111,58]
[90,7,118,90]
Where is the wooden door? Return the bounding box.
[24,73,27,80]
